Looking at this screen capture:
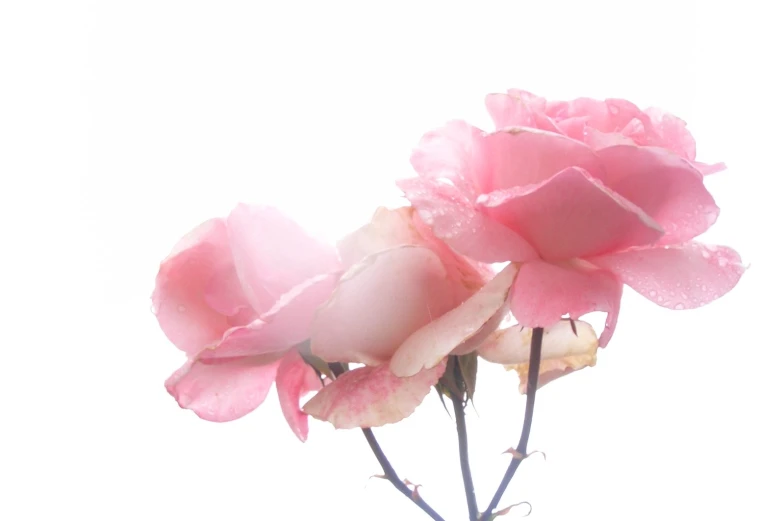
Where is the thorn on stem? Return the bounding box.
[403,479,422,500]
[502,447,524,460]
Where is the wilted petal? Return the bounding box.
[226,204,340,313]
[276,350,323,442]
[482,320,599,394]
[479,319,597,364]
[479,167,663,261]
[152,219,238,356]
[398,177,538,263]
[390,264,519,377]
[588,242,745,310]
[597,146,719,243]
[303,362,446,429]
[310,246,455,365]
[165,357,280,422]
[510,260,622,347]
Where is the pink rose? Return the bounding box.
[152,204,341,441]
[485,89,725,175]
[398,92,744,346]
[302,207,516,429]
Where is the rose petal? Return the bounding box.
[165,357,280,422]
[389,263,519,377]
[588,242,745,310]
[479,319,597,364]
[478,167,663,261]
[479,127,605,190]
[397,177,538,263]
[152,219,238,356]
[597,145,719,243]
[201,272,341,360]
[510,260,622,347]
[409,120,487,196]
[337,207,424,266]
[226,204,340,313]
[302,362,446,429]
[628,107,697,161]
[276,350,323,442]
[310,245,455,366]
[485,93,561,133]
[481,320,599,394]
[694,161,727,176]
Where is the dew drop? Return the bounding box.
[177,305,186,313]
[718,257,729,267]
[649,290,657,297]
[675,303,685,310]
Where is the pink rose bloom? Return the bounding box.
[303,207,517,429]
[152,204,341,441]
[486,88,724,175]
[398,92,744,346]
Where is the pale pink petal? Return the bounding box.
[583,128,637,149]
[152,219,237,356]
[389,263,519,377]
[480,320,599,394]
[510,260,622,347]
[480,127,604,190]
[397,177,538,263]
[409,120,487,196]
[545,97,646,136]
[276,350,323,442]
[478,167,663,261]
[226,204,340,313]
[484,93,561,133]
[630,107,697,161]
[310,246,455,366]
[201,272,341,360]
[302,362,446,429]
[478,319,598,364]
[337,207,425,267]
[588,242,745,310]
[694,161,727,176]
[165,357,280,422]
[203,264,256,318]
[597,145,719,243]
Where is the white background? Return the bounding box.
[2,1,782,520]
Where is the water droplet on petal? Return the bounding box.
[675,303,685,310]
[177,305,186,313]
[649,290,657,297]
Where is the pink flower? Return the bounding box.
[398,92,744,346]
[152,204,341,441]
[485,89,725,175]
[303,207,516,429]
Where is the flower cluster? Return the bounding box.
[153,89,744,443]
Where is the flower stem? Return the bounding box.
[450,370,479,520]
[479,326,544,521]
[361,428,447,521]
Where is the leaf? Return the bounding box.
[457,351,479,402]
[493,501,532,518]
